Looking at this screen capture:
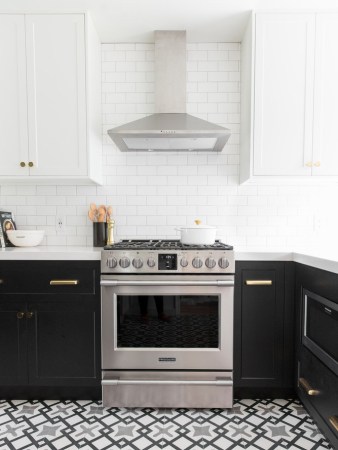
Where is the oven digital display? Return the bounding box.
[158,253,177,270]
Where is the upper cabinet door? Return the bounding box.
[0,15,29,176]
[312,14,338,176]
[25,15,87,176]
[253,14,315,176]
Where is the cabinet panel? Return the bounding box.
[0,262,96,294]
[312,14,338,175]
[0,301,27,385]
[253,14,315,176]
[25,14,87,176]
[0,15,29,176]
[234,261,294,396]
[27,298,100,386]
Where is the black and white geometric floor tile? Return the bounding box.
[0,399,333,450]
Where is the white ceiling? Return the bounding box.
[2,0,338,42]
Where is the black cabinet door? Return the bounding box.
[27,297,100,387]
[234,261,295,395]
[0,301,27,385]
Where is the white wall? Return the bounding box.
[0,42,337,249]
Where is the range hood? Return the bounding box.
[108,31,231,152]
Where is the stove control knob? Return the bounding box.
[180,257,188,268]
[132,258,143,269]
[205,257,216,269]
[192,257,203,269]
[147,257,156,268]
[119,257,130,268]
[106,257,117,268]
[218,257,229,269]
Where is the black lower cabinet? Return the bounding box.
[234,261,295,398]
[0,261,101,400]
[296,263,338,449]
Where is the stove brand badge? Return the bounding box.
[159,357,176,362]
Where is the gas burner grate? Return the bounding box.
[104,239,233,251]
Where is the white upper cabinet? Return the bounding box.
[312,13,338,176]
[0,13,102,184]
[241,12,338,183]
[0,15,29,176]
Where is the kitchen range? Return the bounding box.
[101,239,235,408]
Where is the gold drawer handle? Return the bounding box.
[329,416,338,432]
[20,161,26,167]
[313,161,321,167]
[305,161,313,167]
[245,280,272,286]
[50,280,79,286]
[26,311,34,319]
[28,161,34,167]
[17,311,25,319]
[299,377,320,396]
[0,279,3,284]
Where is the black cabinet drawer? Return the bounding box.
[299,347,338,441]
[0,261,99,295]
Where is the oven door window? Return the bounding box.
[116,295,219,348]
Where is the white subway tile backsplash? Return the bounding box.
[0,41,333,248]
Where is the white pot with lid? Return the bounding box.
[176,220,217,245]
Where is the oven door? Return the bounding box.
[101,275,234,371]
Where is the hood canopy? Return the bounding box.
[108,31,231,152]
[108,113,230,152]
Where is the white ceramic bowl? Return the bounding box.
[176,226,217,245]
[6,230,45,247]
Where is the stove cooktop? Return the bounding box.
[104,239,233,251]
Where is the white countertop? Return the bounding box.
[0,245,338,274]
[0,246,101,261]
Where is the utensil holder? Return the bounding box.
[93,222,107,247]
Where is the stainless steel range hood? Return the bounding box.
[108,31,231,152]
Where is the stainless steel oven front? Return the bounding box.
[101,274,234,371]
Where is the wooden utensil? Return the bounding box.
[88,210,96,222]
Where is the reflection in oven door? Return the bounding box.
[117,294,219,348]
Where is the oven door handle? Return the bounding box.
[102,379,233,386]
[100,280,234,287]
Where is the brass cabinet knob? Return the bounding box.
[26,311,34,319]
[305,162,313,167]
[17,311,25,319]
[20,162,26,167]
[313,161,321,167]
[28,162,34,167]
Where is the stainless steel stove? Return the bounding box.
[100,239,235,408]
[102,239,234,274]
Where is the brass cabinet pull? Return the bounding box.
[305,161,313,167]
[329,416,338,432]
[26,311,34,319]
[0,279,3,285]
[17,311,25,319]
[20,162,26,167]
[313,161,321,167]
[50,280,79,286]
[245,280,272,286]
[28,161,34,167]
[299,377,320,396]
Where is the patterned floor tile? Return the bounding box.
[0,399,333,450]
